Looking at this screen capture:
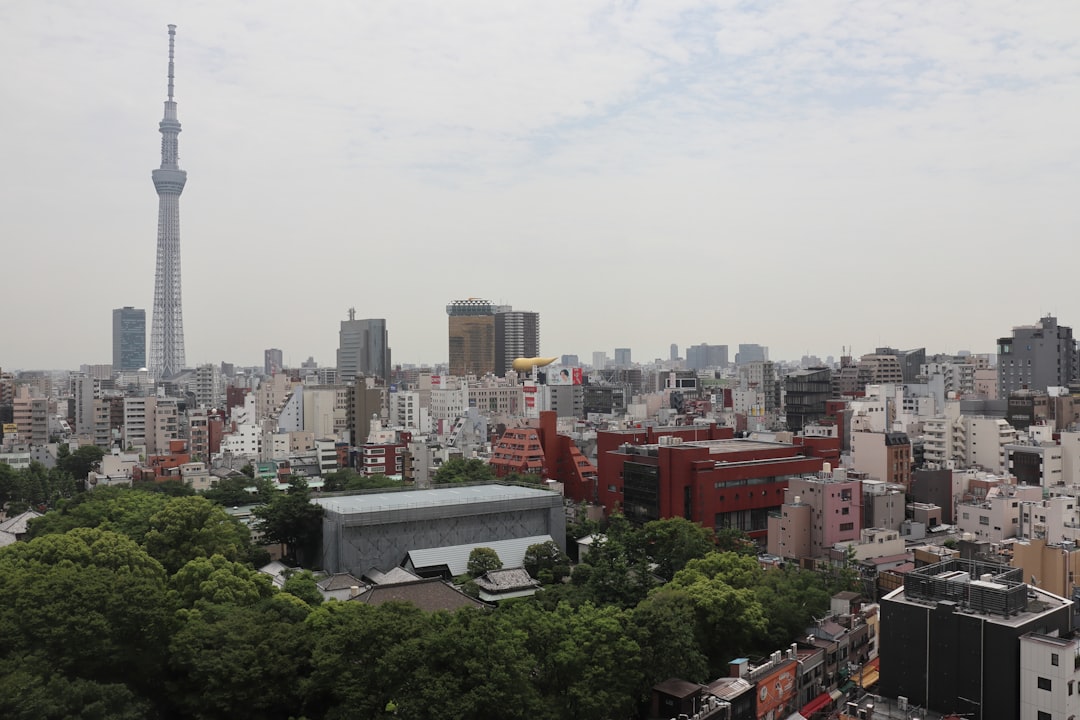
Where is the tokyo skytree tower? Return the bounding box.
[149,24,187,379]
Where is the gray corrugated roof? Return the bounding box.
[407,535,555,577]
[314,484,556,515]
[0,510,42,535]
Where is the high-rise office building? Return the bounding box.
[670,344,679,361]
[686,343,729,370]
[264,348,283,376]
[149,25,188,380]
[337,310,391,384]
[495,310,539,377]
[735,344,768,365]
[112,307,146,371]
[614,348,632,366]
[998,315,1079,395]
[447,299,496,377]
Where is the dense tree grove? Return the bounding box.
[0,486,851,719]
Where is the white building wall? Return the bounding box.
[1020,634,1080,720]
[277,389,303,433]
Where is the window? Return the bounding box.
[1037,711,1051,720]
[1038,676,1052,691]
[839,522,854,532]
[1053,653,1060,666]
[979,516,990,526]
[842,507,850,516]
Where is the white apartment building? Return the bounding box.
[303,387,340,439]
[220,424,262,459]
[192,363,224,409]
[956,483,1042,543]
[389,390,428,431]
[1020,633,1080,720]
[922,404,1018,474]
[276,389,303,433]
[123,395,155,453]
[1018,495,1080,544]
[430,381,469,425]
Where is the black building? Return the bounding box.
[880,558,1071,720]
[784,367,832,431]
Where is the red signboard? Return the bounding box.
[756,661,796,720]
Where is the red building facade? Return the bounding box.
[589,425,837,540]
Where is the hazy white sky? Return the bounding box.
[2,1,1079,371]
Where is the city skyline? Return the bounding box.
[2,3,1078,370]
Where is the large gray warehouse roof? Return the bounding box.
[315,484,557,516]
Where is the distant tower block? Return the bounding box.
[149,24,188,379]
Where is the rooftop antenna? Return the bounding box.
[167,24,176,101]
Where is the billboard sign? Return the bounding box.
[755,661,797,720]
[547,367,583,386]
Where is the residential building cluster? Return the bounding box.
[9,312,1080,719]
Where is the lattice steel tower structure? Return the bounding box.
[149,24,187,379]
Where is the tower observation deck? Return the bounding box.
[149,24,187,379]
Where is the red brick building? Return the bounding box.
[590,425,837,540]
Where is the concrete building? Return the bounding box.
[1012,537,1080,599]
[861,478,907,531]
[1007,441,1064,489]
[998,315,1078,396]
[880,558,1072,720]
[192,363,223,409]
[112,307,146,372]
[686,343,728,370]
[766,468,863,561]
[1020,633,1080,720]
[264,348,283,376]
[316,484,565,575]
[337,310,391,384]
[850,431,912,488]
[956,483,1043,543]
[874,346,926,384]
[447,299,495,377]
[613,348,632,367]
[783,367,832,431]
[735,344,767,365]
[494,310,539,378]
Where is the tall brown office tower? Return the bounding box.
[447,299,497,377]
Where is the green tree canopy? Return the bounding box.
[253,478,322,566]
[322,469,404,492]
[304,601,432,720]
[282,569,324,607]
[641,517,715,580]
[26,487,171,541]
[466,546,503,577]
[144,495,251,574]
[0,528,169,694]
[523,540,570,581]
[167,598,312,720]
[57,444,106,481]
[431,457,496,484]
[169,554,275,609]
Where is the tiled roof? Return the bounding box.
[365,567,421,585]
[474,568,540,593]
[0,510,42,535]
[317,573,362,591]
[0,532,16,548]
[350,577,487,612]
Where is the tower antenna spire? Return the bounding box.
[167,24,176,101]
